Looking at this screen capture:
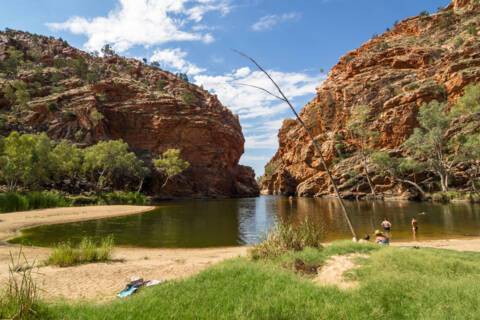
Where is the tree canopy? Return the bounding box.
[154,149,190,188]
[83,140,148,190]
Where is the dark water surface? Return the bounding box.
[10,196,480,248]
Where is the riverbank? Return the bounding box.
[0,205,155,242]
[2,237,480,302]
[17,241,480,319]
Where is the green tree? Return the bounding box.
[154,149,190,188]
[404,101,455,192]
[451,84,480,116]
[71,57,89,80]
[3,80,30,109]
[371,151,427,198]
[457,133,480,193]
[347,105,378,196]
[101,44,116,57]
[50,140,83,182]
[82,140,148,191]
[0,132,54,190]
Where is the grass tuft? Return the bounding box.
[47,236,114,267]
[0,248,40,320]
[249,217,323,260]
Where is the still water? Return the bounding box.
[10,196,480,248]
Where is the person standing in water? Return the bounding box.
[412,217,418,232]
[381,218,392,232]
[411,217,419,241]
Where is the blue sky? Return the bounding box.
[0,0,450,175]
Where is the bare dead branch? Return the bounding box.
[235,50,358,240]
[234,82,286,102]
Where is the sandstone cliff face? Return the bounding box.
[0,30,259,198]
[262,0,480,199]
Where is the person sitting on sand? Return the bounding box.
[381,218,392,232]
[375,230,389,245]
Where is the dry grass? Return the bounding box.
[0,248,39,319]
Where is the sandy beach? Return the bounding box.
[0,205,156,242]
[1,206,480,302]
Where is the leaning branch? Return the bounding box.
[235,50,358,240]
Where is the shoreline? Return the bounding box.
[2,205,480,302]
[0,205,156,243]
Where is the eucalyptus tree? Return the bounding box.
[371,151,427,199]
[0,132,54,190]
[403,101,455,192]
[154,149,190,188]
[82,140,148,191]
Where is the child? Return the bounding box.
[375,230,390,245]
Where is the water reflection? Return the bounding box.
[10,196,480,248]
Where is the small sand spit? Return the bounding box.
[314,254,367,289]
[0,205,155,242]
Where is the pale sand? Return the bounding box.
[314,254,367,289]
[0,246,247,303]
[2,206,480,302]
[0,205,156,242]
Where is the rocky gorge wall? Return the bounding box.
[261,0,480,199]
[0,30,259,198]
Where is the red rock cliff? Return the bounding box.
[262,0,480,198]
[0,30,259,198]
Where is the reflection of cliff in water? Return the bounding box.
[10,196,480,248]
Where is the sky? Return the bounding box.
[0,0,451,175]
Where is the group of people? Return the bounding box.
[363,217,419,245]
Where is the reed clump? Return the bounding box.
[0,249,39,320]
[249,218,323,260]
[47,236,114,267]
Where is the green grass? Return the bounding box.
[0,191,72,213]
[47,236,114,267]
[33,241,480,319]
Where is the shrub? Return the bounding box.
[431,192,451,203]
[98,191,148,205]
[249,218,323,260]
[419,10,430,17]
[0,191,71,213]
[180,91,197,105]
[47,235,114,267]
[155,79,167,92]
[454,37,465,48]
[468,23,477,36]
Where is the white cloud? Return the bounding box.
[150,48,205,75]
[47,0,231,52]
[251,12,300,32]
[194,66,323,150]
[193,67,322,120]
